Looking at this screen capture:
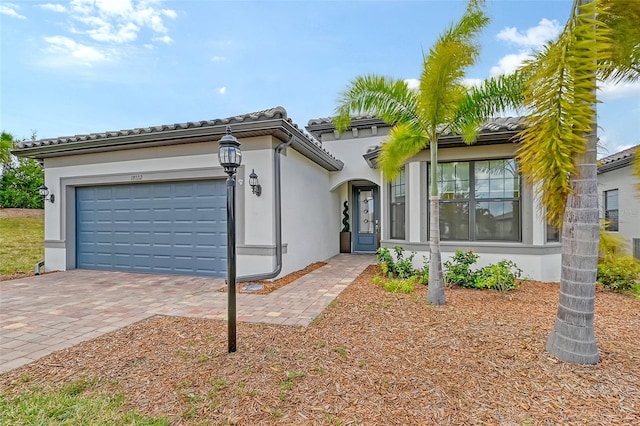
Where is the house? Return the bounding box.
[13,106,563,282]
[598,145,640,259]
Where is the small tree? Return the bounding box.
[0,132,44,209]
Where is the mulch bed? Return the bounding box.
[219,262,327,295]
[1,266,639,425]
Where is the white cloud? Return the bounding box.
[39,3,67,13]
[0,3,27,19]
[211,56,226,62]
[404,78,419,91]
[462,78,483,88]
[43,35,108,66]
[497,18,562,49]
[42,0,177,46]
[490,52,532,77]
[218,87,227,95]
[598,79,640,101]
[153,35,173,45]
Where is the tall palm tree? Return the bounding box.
[518,0,640,364]
[334,0,524,304]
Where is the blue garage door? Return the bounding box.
[76,180,227,277]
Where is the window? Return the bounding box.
[546,223,560,242]
[389,169,405,239]
[429,159,521,241]
[604,189,619,232]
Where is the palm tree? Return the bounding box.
[334,0,524,304]
[517,0,640,364]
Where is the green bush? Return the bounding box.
[383,276,417,294]
[376,246,417,279]
[0,158,44,208]
[444,250,521,292]
[597,256,640,292]
[443,250,480,288]
[475,260,522,292]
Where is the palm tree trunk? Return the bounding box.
[427,140,446,305]
[546,127,599,364]
[546,0,600,365]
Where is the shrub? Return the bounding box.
[376,246,417,279]
[443,250,480,288]
[444,250,521,292]
[376,247,395,277]
[475,260,522,292]
[597,256,640,292]
[383,276,417,294]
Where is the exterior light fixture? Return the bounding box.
[218,126,242,175]
[39,185,55,203]
[218,125,241,353]
[249,169,261,196]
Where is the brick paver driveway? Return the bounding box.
[0,254,374,373]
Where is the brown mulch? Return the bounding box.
[1,266,639,425]
[219,262,327,295]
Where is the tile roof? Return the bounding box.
[598,144,638,173]
[13,107,343,171]
[16,107,285,149]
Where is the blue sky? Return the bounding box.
[1,0,638,157]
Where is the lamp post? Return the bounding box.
[218,125,242,353]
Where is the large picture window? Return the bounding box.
[429,159,520,241]
[389,169,406,239]
[604,189,619,231]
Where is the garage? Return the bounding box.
[76,180,227,277]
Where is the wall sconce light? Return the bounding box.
[39,185,55,204]
[249,169,262,196]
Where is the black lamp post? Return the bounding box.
[218,125,242,353]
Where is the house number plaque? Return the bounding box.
[130,174,143,181]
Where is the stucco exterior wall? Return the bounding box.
[39,136,301,277]
[322,135,382,190]
[280,147,341,275]
[598,165,640,255]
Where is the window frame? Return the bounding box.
[604,189,619,232]
[427,158,522,242]
[388,168,406,240]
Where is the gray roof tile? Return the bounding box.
[14,107,342,170]
[600,144,638,165]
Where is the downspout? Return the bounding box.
[237,133,293,282]
[34,260,45,275]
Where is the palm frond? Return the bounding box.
[378,123,428,179]
[453,71,528,143]
[517,0,612,226]
[597,0,640,82]
[419,2,489,129]
[333,75,420,133]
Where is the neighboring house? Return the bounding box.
[13,107,562,282]
[598,145,640,259]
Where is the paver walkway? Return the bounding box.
[0,254,374,373]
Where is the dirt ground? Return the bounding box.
[1,265,638,425]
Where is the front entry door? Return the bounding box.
[353,186,379,252]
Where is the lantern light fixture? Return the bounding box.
[39,185,55,204]
[249,169,261,196]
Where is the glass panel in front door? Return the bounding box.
[358,189,374,234]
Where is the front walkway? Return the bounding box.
[0,254,374,373]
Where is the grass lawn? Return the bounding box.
[2,266,638,425]
[0,216,44,279]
